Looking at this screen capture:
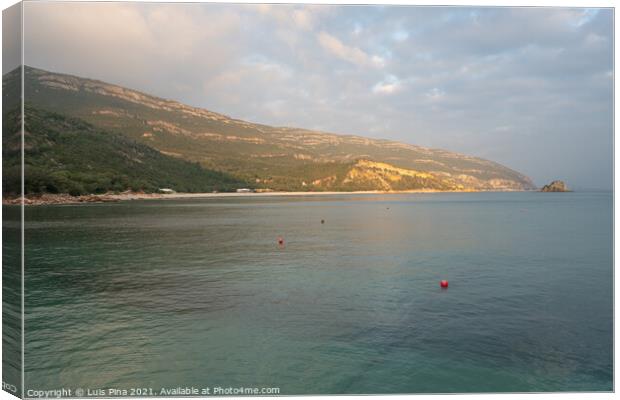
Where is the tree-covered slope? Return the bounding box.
[2,106,246,196]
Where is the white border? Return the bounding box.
[0,2,616,400]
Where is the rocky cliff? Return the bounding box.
[540,180,570,192]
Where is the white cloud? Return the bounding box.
[317,31,383,68]
[372,75,402,95]
[392,30,409,42]
[585,32,607,47]
[371,55,387,68]
[573,9,600,28]
[255,4,329,31]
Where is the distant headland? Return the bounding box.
[540,180,570,192]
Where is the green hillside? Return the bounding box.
[3,66,536,193]
[2,106,246,196]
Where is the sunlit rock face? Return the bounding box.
[541,180,570,192]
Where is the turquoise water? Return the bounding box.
[3,206,22,397]
[18,192,612,393]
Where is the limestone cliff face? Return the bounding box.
[300,160,535,192]
[541,180,570,192]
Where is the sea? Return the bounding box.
[4,191,613,394]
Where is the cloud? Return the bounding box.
[2,3,21,73]
[372,75,402,95]
[20,4,613,189]
[425,87,445,101]
[317,31,383,68]
[392,30,410,42]
[254,4,331,31]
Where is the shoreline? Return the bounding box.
[3,189,532,206]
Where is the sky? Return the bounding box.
[16,2,614,189]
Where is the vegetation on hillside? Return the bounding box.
[2,106,248,196]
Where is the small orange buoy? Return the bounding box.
[277,236,284,245]
[440,280,449,288]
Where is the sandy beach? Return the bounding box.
[108,189,462,200]
[3,189,495,206]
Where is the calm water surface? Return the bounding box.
[18,192,612,393]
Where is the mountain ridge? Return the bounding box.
[4,66,536,193]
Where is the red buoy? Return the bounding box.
[277,236,284,245]
[440,280,449,288]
